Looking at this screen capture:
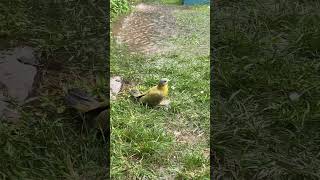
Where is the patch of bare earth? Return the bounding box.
[167,125,209,157]
[112,3,187,56]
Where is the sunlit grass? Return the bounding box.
[110,4,210,179]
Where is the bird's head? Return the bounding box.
[158,78,169,87]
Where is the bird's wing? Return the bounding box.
[129,89,143,98]
[65,88,105,113]
[135,91,148,98]
[138,86,159,97]
[130,85,157,99]
[139,89,164,106]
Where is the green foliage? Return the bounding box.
[141,0,182,5]
[111,0,130,21]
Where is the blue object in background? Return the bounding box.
[183,0,209,5]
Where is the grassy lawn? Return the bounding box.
[212,0,320,179]
[142,0,183,5]
[111,3,210,179]
[0,1,108,179]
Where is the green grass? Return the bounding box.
[140,0,182,5]
[212,0,320,179]
[111,4,209,179]
[0,1,108,179]
[111,0,131,22]
[152,0,182,5]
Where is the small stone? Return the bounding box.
[173,131,181,136]
[159,99,170,108]
[0,46,38,123]
[110,76,123,100]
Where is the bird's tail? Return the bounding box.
[129,89,145,99]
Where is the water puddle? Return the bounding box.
[0,46,39,122]
[112,3,180,55]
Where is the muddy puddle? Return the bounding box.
[112,3,181,55]
[0,46,39,122]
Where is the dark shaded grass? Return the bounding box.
[0,0,109,179]
[0,121,108,179]
[212,0,320,179]
[1,0,108,70]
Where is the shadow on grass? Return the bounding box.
[212,0,320,179]
[0,1,109,179]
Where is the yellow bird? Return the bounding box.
[130,78,169,107]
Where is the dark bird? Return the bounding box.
[64,88,109,133]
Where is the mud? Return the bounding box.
[112,3,209,57]
[112,3,179,55]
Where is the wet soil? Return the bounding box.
[112,3,209,57]
[112,3,182,55]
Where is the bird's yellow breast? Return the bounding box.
[158,84,168,97]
